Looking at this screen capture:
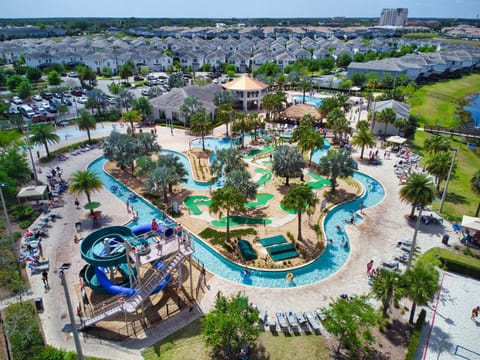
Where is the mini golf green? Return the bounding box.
[280,203,297,214]
[211,216,272,227]
[245,193,274,208]
[255,168,273,186]
[306,172,331,189]
[184,195,211,215]
[245,145,275,159]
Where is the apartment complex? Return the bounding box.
[379,8,408,27]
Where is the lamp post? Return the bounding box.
[407,205,423,270]
[439,148,457,214]
[0,183,13,245]
[59,263,84,360]
[24,125,39,186]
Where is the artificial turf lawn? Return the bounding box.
[183,195,211,215]
[245,193,274,208]
[211,216,272,227]
[255,168,273,186]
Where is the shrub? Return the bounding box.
[405,309,426,360]
[286,231,295,242]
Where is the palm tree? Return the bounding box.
[224,169,257,201]
[272,145,306,186]
[299,76,312,104]
[291,123,324,166]
[399,173,436,218]
[471,170,480,217]
[370,268,405,318]
[118,89,133,113]
[281,184,318,241]
[319,97,339,120]
[248,112,264,141]
[158,153,188,193]
[180,96,204,127]
[69,169,103,214]
[211,147,246,181]
[209,185,246,243]
[123,109,142,137]
[76,109,96,144]
[231,111,252,148]
[377,108,397,135]
[351,127,376,159]
[132,96,153,121]
[316,149,355,192]
[403,264,439,324]
[216,103,233,137]
[326,108,350,142]
[29,123,60,157]
[213,90,238,136]
[145,166,172,202]
[190,111,214,151]
[424,151,456,192]
[424,135,451,155]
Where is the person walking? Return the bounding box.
[41,270,49,288]
[367,260,374,274]
[74,198,80,209]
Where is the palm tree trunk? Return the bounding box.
[382,290,392,317]
[360,145,365,159]
[285,176,289,186]
[87,128,92,144]
[476,200,480,217]
[44,142,50,157]
[226,209,230,243]
[410,204,416,218]
[201,134,205,151]
[297,210,302,241]
[409,301,417,324]
[163,187,168,202]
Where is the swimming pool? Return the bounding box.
[310,138,331,164]
[291,95,323,108]
[88,157,385,288]
[190,136,235,151]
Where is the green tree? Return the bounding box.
[231,111,252,148]
[119,60,135,83]
[210,186,246,242]
[376,108,397,135]
[370,268,405,317]
[168,72,186,88]
[145,165,173,202]
[471,169,480,217]
[351,126,376,159]
[322,295,384,357]
[17,80,32,99]
[180,96,204,126]
[316,149,354,192]
[403,264,439,324]
[123,109,142,137]
[424,151,456,192]
[211,147,246,181]
[291,123,324,166]
[157,153,188,193]
[224,169,257,201]
[281,184,318,241]
[337,53,352,68]
[68,169,103,214]
[399,173,436,218]
[25,67,42,82]
[201,292,260,358]
[76,109,96,144]
[132,96,153,120]
[28,123,60,157]
[328,110,351,143]
[261,92,286,121]
[0,144,31,186]
[272,145,306,186]
[190,111,213,151]
[424,135,451,155]
[79,66,97,89]
[7,75,23,91]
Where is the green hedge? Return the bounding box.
[405,309,427,360]
[438,256,480,279]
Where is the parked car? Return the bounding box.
[62,98,73,106]
[68,72,79,78]
[9,107,21,115]
[62,92,72,98]
[12,96,23,105]
[46,105,57,113]
[71,89,85,97]
[32,94,43,101]
[141,89,151,96]
[53,93,63,99]
[76,97,88,104]
[42,93,53,100]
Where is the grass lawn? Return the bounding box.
[408,73,480,128]
[142,318,331,360]
[418,247,480,269]
[412,130,480,222]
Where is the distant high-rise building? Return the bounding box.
[379,8,408,26]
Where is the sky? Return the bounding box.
[1,0,479,19]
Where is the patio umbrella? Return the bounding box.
[84,201,101,215]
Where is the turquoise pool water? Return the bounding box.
[88,157,385,288]
[191,136,236,151]
[310,138,331,164]
[291,95,323,108]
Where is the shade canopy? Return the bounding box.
[17,185,48,201]
[84,201,101,210]
[386,135,407,145]
[281,104,322,120]
[461,215,480,232]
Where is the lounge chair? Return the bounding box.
[305,311,321,333]
[258,309,267,324]
[381,259,400,271]
[295,312,308,328]
[286,311,299,328]
[276,312,289,330]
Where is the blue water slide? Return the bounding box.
[131,223,175,238]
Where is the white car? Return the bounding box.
[12,96,23,105]
[32,94,42,101]
[77,97,88,104]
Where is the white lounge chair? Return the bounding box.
[295,312,308,326]
[305,311,321,333]
[276,312,289,330]
[286,311,299,328]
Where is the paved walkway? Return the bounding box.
[8,122,471,359]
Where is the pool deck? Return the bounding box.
[4,122,473,359]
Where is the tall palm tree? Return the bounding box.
[158,153,188,193]
[317,149,354,192]
[190,111,213,151]
[272,145,306,186]
[470,169,480,217]
[224,169,257,201]
[326,108,349,142]
[399,173,436,218]
[211,147,246,181]
[29,123,60,157]
[118,89,133,113]
[145,165,172,202]
[351,127,376,159]
[424,135,451,155]
[281,184,318,241]
[68,169,103,214]
[424,151,456,192]
[319,97,339,120]
[132,96,153,121]
[403,264,439,324]
[180,96,204,127]
[291,123,324,166]
[370,268,405,318]
[209,185,246,243]
[76,109,96,144]
[123,109,142,137]
[377,108,397,135]
[231,111,252,148]
[216,103,233,137]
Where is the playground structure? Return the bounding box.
[79,223,194,329]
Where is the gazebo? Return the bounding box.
[222,75,269,111]
[281,103,322,121]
